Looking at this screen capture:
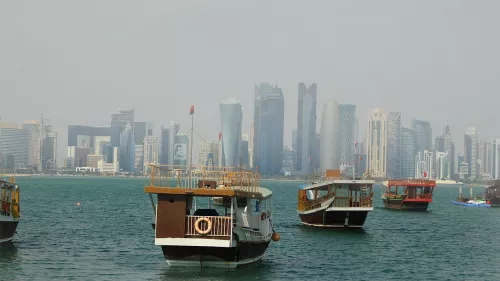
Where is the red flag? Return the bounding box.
[190,105,194,115]
[218,132,222,141]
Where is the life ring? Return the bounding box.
[194,217,212,235]
[261,212,266,221]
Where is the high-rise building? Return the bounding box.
[168,121,180,165]
[479,140,492,179]
[198,141,220,169]
[220,98,242,168]
[134,122,147,145]
[253,83,285,174]
[464,127,478,180]
[42,123,57,171]
[387,112,401,178]
[159,126,170,165]
[93,136,111,155]
[492,139,500,179]
[134,145,144,173]
[241,134,249,170]
[339,104,356,169]
[0,123,29,169]
[110,109,134,147]
[173,133,189,167]
[22,121,41,169]
[411,119,432,155]
[319,100,341,173]
[119,122,135,172]
[366,108,388,178]
[143,136,159,173]
[67,125,111,153]
[296,83,317,173]
[401,127,417,178]
[249,123,254,168]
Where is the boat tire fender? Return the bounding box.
[194,217,212,235]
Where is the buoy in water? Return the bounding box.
[272,232,280,241]
[77,202,81,206]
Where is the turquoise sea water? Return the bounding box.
[1,177,500,280]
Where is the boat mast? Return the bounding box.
[188,105,195,188]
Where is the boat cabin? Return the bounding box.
[0,178,20,219]
[298,180,374,212]
[145,165,273,247]
[385,179,435,201]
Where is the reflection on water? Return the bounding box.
[0,242,19,262]
[152,261,272,281]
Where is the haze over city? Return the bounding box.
[1,0,500,168]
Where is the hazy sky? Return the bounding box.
[2,1,499,163]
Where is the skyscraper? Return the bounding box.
[22,120,41,169]
[339,104,356,169]
[387,112,401,178]
[411,119,432,155]
[173,133,189,167]
[143,136,159,173]
[253,83,284,174]
[42,124,57,171]
[319,100,341,173]
[296,83,317,173]
[492,139,500,179]
[168,121,180,165]
[220,98,242,168]
[110,109,134,147]
[159,126,170,165]
[464,127,478,180]
[366,108,388,178]
[401,127,417,178]
[198,141,220,168]
[0,123,29,169]
[241,134,250,170]
[119,122,135,172]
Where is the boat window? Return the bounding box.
[250,199,260,213]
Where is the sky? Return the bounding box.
[1,1,499,164]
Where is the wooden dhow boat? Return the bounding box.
[0,177,20,244]
[382,179,436,211]
[484,180,500,207]
[297,170,374,229]
[145,165,279,268]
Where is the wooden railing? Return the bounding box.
[413,193,432,199]
[185,215,232,238]
[333,195,373,208]
[388,179,436,186]
[148,164,260,193]
[298,192,336,212]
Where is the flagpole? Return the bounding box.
[188,105,194,188]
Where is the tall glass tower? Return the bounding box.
[253,83,284,174]
[220,98,242,168]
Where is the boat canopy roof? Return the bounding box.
[387,179,436,187]
[300,179,374,191]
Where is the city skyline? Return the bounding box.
[3,1,500,167]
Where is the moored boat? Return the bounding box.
[1,177,20,244]
[145,165,279,268]
[453,184,491,207]
[297,170,374,229]
[382,179,436,211]
[484,180,500,207]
